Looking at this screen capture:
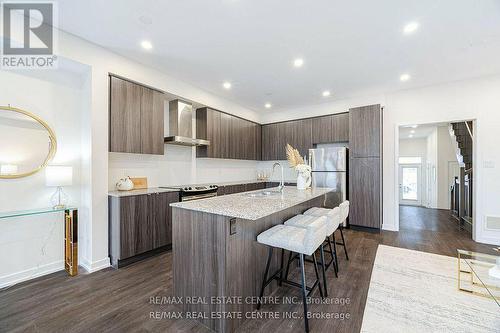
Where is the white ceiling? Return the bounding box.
[399,123,447,139]
[54,0,500,113]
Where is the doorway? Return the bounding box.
[399,164,422,206]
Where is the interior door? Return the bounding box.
[399,164,422,206]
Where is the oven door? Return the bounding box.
[181,192,217,202]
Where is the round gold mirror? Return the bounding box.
[0,106,57,179]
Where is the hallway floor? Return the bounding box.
[0,206,497,333]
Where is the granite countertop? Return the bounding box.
[108,187,180,197]
[170,186,333,220]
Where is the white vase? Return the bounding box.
[296,172,311,190]
[116,176,134,191]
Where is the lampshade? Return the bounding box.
[45,166,73,187]
[0,164,18,175]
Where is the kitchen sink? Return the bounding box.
[244,190,281,197]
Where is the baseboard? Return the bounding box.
[79,256,111,273]
[0,260,64,289]
[382,223,398,232]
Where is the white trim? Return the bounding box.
[79,256,110,273]
[0,260,64,289]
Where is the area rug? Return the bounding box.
[361,245,500,333]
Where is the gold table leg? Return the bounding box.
[64,209,78,276]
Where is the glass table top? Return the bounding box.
[0,207,77,220]
[457,249,500,307]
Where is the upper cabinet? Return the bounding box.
[196,108,261,160]
[311,113,349,144]
[349,104,382,157]
[261,123,281,161]
[263,113,351,161]
[109,76,165,155]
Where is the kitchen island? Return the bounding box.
[171,186,333,333]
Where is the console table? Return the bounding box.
[0,207,78,276]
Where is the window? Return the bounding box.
[399,156,422,164]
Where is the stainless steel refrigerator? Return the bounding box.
[309,146,348,210]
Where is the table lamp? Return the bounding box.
[45,166,73,209]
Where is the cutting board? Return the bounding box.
[130,177,148,189]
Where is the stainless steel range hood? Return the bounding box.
[164,99,209,147]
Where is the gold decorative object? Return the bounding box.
[0,105,57,179]
[65,209,78,276]
[285,143,305,167]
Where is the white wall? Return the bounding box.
[426,128,438,208]
[399,138,428,206]
[0,67,89,287]
[437,126,460,209]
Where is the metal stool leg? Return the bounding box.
[279,249,284,286]
[327,235,338,277]
[284,250,293,281]
[299,254,310,333]
[312,252,323,298]
[320,244,328,297]
[339,226,349,261]
[257,247,273,310]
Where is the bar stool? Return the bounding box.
[256,215,327,333]
[283,214,332,296]
[338,201,350,261]
[303,206,342,275]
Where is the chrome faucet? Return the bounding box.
[272,162,285,192]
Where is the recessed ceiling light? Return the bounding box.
[293,58,304,68]
[264,103,272,109]
[409,134,414,138]
[403,21,419,35]
[141,40,153,50]
[410,130,415,134]
[322,90,331,97]
[223,81,232,90]
[411,125,418,128]
[400,73,411,82]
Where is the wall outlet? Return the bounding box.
[229,218,237,235]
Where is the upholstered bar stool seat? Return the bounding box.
[304,202,350,268]
[257,218,326,256]
[256,215,327,332]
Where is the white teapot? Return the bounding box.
[116,176,134,191]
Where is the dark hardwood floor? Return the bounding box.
[0,206,497,333]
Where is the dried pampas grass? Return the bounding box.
[286,143,305,167]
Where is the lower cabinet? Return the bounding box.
[218,182,266,195]
[349,157,382,229]
[109,191,179,267]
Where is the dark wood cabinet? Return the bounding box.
[197,108,221,158]
[140,87,165,155]
[109,76,142,154]
[262,118,312,160]
[109,191,179,268]
[152,192,178,248]
[218,182,266,195]
[349,104,382,158]
[349,157,381,229]
[117,194,151,259]
[312,113,349,144]
[196,108,261,160]
[109,75,165,155]
[283,119,312,158]
[261,123,281,161]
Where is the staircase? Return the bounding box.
[449,121,474,232]
[450,121,473,170]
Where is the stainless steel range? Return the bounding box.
[160,184,218,202]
